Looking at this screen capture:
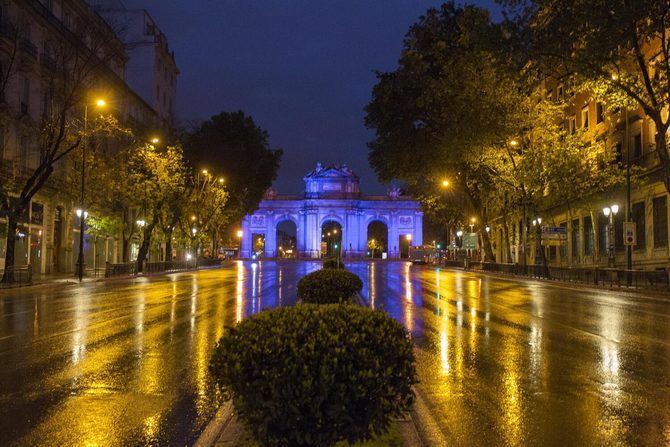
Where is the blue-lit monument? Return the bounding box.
[240,163,423,258]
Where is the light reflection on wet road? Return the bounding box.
[1,261,670,446]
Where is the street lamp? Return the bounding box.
[76,97,106,282]
[150,137,160,144]
[136,219,146,228]
[603,204,619,267]
[441,179,450,188]
[469,217,476,233]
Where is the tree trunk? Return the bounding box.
[502,214,512,263]
[655,121,670,194]
[480,227,495,262]
[165,227,173,261]
[1,214,18,283]
[136,216,158,273]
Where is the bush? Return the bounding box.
[322,258,345,269]
[297,268,362,304]
[209,304,417,447]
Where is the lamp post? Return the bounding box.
[532,217,542,265]
[76,98,106,281]
[603,204,619,267]
[406,233,412,259]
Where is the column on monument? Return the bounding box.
[358,213,367,256]
[414,212,424,246]
[344,211,359,258]
[388,211,399,259]
[297,212,306,256]
[265,215,276,258]
[304,209,319,258]
[240,217,252,258]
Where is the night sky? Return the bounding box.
[124,1,499,194]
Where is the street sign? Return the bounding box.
[541,226,567,246]
[623,221,636,246]
[463,233,478,250]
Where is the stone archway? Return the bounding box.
[366,220,388,258]
[321,220,342,258]
[276,219,297,258]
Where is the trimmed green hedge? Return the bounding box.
[209,304,417,447]
[322,258,345,269]
[297,268,362,304]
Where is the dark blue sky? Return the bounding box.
[125,1,499,194]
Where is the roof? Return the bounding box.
[303,163,359,181]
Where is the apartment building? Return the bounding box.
[492,78,669,270]
[0,0,176,275]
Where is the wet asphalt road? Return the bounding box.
[1,261,670,446]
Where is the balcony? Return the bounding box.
[20,38,38,60]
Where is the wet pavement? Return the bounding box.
[1,261,670,446]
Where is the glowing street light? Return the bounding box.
[603,204,619,267]
[136,219,146,227]
[150,137,160,144]
[441,179,450,188]
[76,97,107,282]
[509,139,519,147]
[236,230,243,238]
[191,227,198,235]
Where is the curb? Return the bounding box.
[437,264,670,299]
[194,401,234,447]
[410,386,448,446]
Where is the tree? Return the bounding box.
[367,238,382,258]
[183,111,282,227]
[178,170,228,258]
[129,144,187,272]
[507,0,670,192]
[0,17,123,282]
[365,2,521,261]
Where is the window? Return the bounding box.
[596,102,605,124]
[557,85,564,101]
[614,143,623,163]
[581,106,589,129]
[615,212,625,250]
[632,201,646,249]
[560,222,568,258]
[653,195,668,248]
[584,215,594,255]
[568,116,576,134]
[633,133,642,159]
[571,218,580,257]
[21,76,30,114]
[546,89,553,101]
[20,134,29,166]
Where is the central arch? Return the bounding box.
[366,220,388,258]
[321,220,342,258]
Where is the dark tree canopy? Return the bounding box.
[183,111,283,226]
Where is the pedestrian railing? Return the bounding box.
[0,264,33,286]
[465,261,670,291]
[105,259,224,278]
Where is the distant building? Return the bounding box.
[90,0,179,126]
[241,163,423,259]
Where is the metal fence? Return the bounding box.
[454,261,670,291]
[0,264,33,286]
[105,258,223,278]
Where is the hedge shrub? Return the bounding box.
[297,268,362,304]
[322,258,345,269]
[209,304,417,447]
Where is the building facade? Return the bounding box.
[491,75,670,270]
[0,0,176,275]
[241,163,423,259]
